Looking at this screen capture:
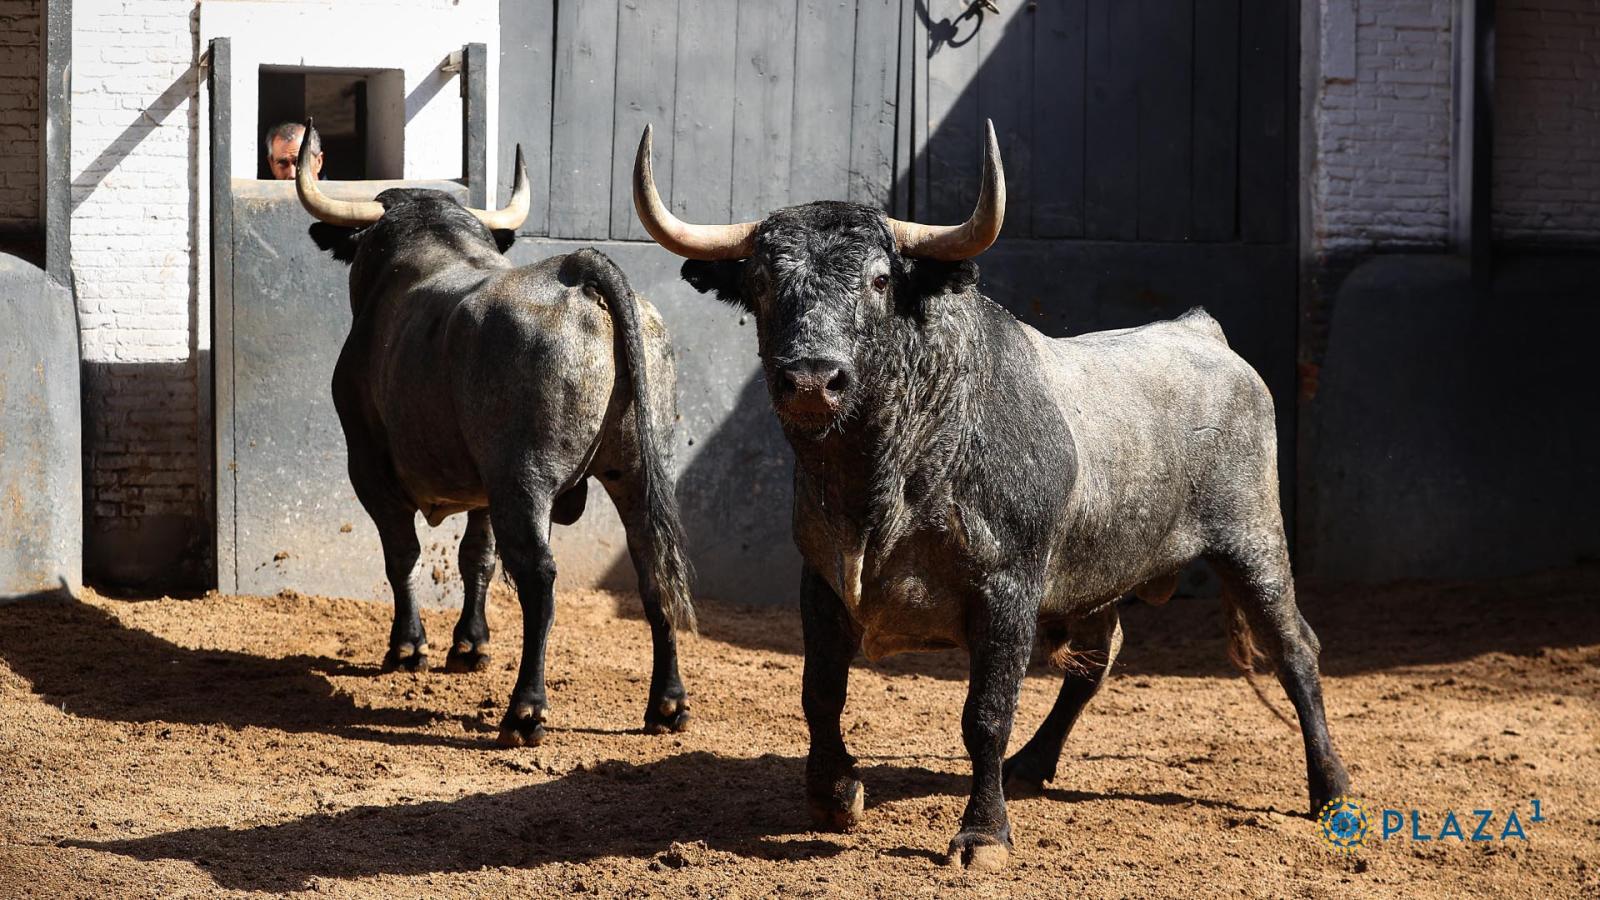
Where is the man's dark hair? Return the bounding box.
[264,121,321,157]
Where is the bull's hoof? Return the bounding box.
[496,704,546,747]
[806,778,864,832]
[444,640,493,674]
[1001,756,1051,800]
[642,695,691,735]
[381,642,428,673]
[945,828,1011,871]
[1309,765,1353,819]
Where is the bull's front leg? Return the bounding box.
[800,564,864,830]
[948,571,1039,871]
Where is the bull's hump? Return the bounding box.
[1175,306,1229,344]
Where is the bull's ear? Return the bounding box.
[492,229,517,254]
[907,257,980,298]
[680,259,750,310]
[308,223,361,265]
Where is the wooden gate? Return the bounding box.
[498,0,1301,525]
[497,0,1296,247]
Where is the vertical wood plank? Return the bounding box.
[1136,0,1192,241]
[849,0,899,210]
[1084,0,1139,240]
[792,0,857,203]
[549,0,620,239]
[611,0,680,240]
[924,3,981,225]
[1191,0,1240,241]
[1032,0,1087,237]
[977,1,1033,238]
[498,0,554,236]
[731,0,799,220]
[1238,0,1288,243]
[671,0,739,225]
[892,0,915,218]
[911,0,930,218]
[463,42,489,209]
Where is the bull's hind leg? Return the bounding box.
[599,472,690,734]
[344,455,429,672]
[488,486,558,746]
[1209,540,1351,816]
[1002,606,1122,799]
[446,508,496,673]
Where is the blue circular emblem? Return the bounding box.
[1318,796,1369,854]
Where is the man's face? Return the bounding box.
[269,133,323,180]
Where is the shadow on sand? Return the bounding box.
[0,593,481,749]
[62,749,1278,892]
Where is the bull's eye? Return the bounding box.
[871,274,890,293]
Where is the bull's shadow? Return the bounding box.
[0,594,480,748]
[64,749,1271,891]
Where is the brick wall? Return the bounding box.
[1313,0,1456,253]
[0,0,39,230]
[1494,0,1600,242]
[72,0,207,586]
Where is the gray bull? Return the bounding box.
[297,125,695,745]
[633,121,1350,869]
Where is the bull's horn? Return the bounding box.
[886,118,1006,260]
[465,144,530,231]
[633,125,759,260]
[294,118,386,228]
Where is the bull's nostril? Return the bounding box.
[825,369,850,393]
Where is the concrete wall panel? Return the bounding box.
[0,258,81,596]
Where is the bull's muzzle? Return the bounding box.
[776,358,854,422]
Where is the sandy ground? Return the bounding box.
[1,568,1596,898]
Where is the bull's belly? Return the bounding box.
[387,455,488,526]
[812,536,1203,661]
[1040,528,1204,617]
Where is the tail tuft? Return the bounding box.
[1221,591,1294,730]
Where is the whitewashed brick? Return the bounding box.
[71,0,205,555]
[0,0,39,228]
[1314,0,1456,252]
[1493,0,1600,242]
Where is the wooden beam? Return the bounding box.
[1451,0,1494,286]
[462,42,488,209]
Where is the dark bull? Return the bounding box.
[296,120,696,745]
[634,120,1351,869]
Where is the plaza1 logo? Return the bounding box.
[1316,796,1546,854]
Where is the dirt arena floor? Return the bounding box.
[2,568,1596,898]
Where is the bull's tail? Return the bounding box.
[564,249,697,633]
[1220,591,1294,730]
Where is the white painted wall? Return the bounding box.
[72,0,499,583]
[198,0,498,187]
